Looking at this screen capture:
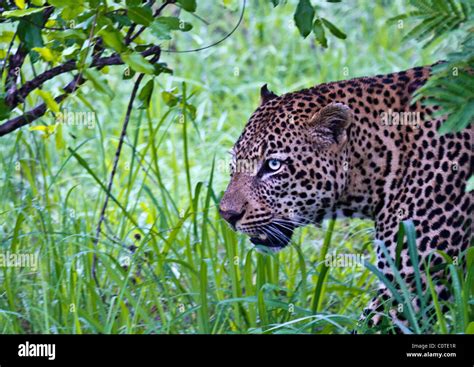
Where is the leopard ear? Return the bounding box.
[308,103,352,149]
[260,84,278,105]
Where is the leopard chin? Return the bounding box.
[249,223,295,249]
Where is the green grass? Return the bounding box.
[362,221,474,334]
[0,0,472,334]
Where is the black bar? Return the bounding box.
[0,334,472,366]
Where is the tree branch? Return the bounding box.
[5,46,162,109]
[0,74,85,136]
[0,46,161,137]
[5,45,27,94]
[1,0,172,137]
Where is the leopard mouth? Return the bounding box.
[249,223,295,249]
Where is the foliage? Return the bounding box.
[364,221,474,334]
[389,0,474,135]
[270,0,346,46]
[0,0,193,134]
[389,0,474,190]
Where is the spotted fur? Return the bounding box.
[219,65,473,328]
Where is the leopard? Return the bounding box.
[219,64,473,331]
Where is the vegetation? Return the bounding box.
[0,0,472,334]
[389,0,473,134]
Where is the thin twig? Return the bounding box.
[91,52,161,287]
[127,0,173,44]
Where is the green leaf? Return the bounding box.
[98,27,125,53]
[153,62,173,76]
[29,124,56,138]
[0,31,15,43]
[128,5,154,26]
[0,93,11,120]
[313,18,328,48]
[121,52,155,75]
[14,0,26,9]
[3,7,45,18]
[138,80,154,110]
[61,4,85,21]
[162,90,179,107]
[50,29,88,42]
[467,247,474,268]
[403,220,425,311]
[55,122,65,150]
[466,175,474,192]
[321,17,346,39]
[32,47,55,62]
[83,69,115,99]
[48,0,75,7]
[122,67,136,80]
[466,322,474,334]
[294,0,315,38]
[36,90,60,113]
[150,20,172,40]
[155,17,193,32]
[17,12,45,50]
[448,264,466,333]
[386,13,417,24]
[177,0,196,12]
[107,13,132,27]
[424,256,448,334]
[437,101,474,134]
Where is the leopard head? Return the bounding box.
[219,85,352,250]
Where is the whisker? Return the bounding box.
[271,221,297,232]
[273,216,310,227]
[262,225,284,244]
[262,226,286,245]
[267,223,290,243]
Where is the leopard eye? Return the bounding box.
[266,159,282,172]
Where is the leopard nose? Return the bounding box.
[219,208,245,227]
